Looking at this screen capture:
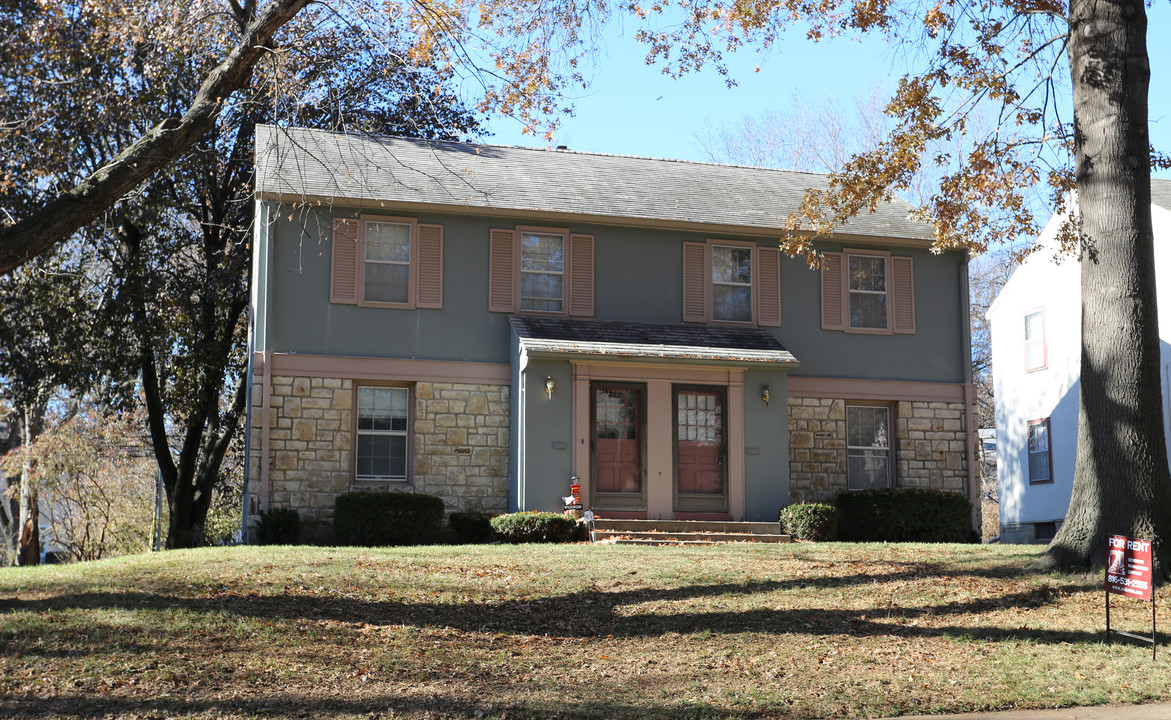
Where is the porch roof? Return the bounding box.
[510,317,799,366]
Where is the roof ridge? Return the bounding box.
[257,123,838,180]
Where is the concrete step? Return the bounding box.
[593,530,791,545]
[591,519,781,535]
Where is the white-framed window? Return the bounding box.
[846,405,891,491]
[1024,309,1046,370]
[363,220,412,304]
[847,253,888,330]
[520,230,565,313]
[1028,418,1052,483]
[356,385,410,482]
[711,244,753,322]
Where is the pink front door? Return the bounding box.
[592,385,645,510]
[674,388,728,512]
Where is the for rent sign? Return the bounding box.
[1106,535,1153,601]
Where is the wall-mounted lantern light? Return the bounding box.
[545,376,555,398]
[761,386,771,406]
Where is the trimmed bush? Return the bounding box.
[449,511,495,544]
[836,487,972,543]
[334,491,445,546]
[489,512,576,543]
[255,507,302,545]
[779,503,838,541]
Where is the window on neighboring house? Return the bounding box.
[363,220,412,304]
[329,215,444,309]
[1028,418,1052,483]
[520,231,565,312]
[356,386,410,482]
[711,244,753,322]
[682,240,782,326]
[1024,309,1046,370]
[848,253,888,330]
[820,249,915,333]
[846,405,891,491]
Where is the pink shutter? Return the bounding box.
[488,229,517,313]
[330,218,361,304]
[891,255,916,334]
[820,251,844,330]
[757,246,782,327]
[682,242,708,323]
[568,233,594,317]
[416,224,443,309]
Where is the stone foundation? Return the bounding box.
[788,397,969,505]
[249,374,510,540]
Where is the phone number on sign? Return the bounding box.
[1107,574,1149,590]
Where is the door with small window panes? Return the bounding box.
[673,386,728,513]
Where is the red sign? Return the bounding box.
[1106,535,1153,600]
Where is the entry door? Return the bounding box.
[592,384,646,510]
[674,387,728,513]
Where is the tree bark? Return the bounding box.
[1046,0,1171,578]
[0,0,311,275]
[16,405,43,566]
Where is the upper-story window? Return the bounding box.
[488,226,594,316]
[364,221,412,304]
[847,253,888,330]
[1024,309,1046,370]
[520,231,565,313]
[329,215,443,309]
[711,244,753,322]
[821,248,915,334]
[682,239,782,327]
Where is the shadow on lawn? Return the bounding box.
[0,565,1104,652]
[0,691,769,720]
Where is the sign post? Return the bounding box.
[1105,534,1157,659]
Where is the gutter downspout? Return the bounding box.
[960,253,980,534]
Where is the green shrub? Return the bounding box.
[333,491,445,546]
[779,503,838,541]
[489,512,576,543]
[836,488,972,543]
[449,511,495,544]
[255,507,301,545]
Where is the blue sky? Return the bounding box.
[486,7,1171,181]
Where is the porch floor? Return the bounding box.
[588,519,791,545]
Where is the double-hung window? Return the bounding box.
[487,226,594,316]
[846,405,891,491]
[329,215,444,309]
[520,231,565,313]
[363,221,412,304]
[356,386,410,482]
[681,239,782,326]
[821,249,915,333]
[1024,309,1046,370]
[847,253,888,330]
[711,244,754,322]
[1027,418,1052,483]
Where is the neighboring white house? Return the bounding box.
[989,180,1171,543]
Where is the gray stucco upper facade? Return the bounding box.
[254,204,967,384]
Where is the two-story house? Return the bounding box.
[988,180,1171,544]
[247,125,976,540]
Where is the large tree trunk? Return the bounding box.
[1047,0,1171,578]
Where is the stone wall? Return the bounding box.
[787,397,969,505]
[249,374,510,540]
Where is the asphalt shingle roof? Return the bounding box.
[254,124,934,241]
[509,316,799,365]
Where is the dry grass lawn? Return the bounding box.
[0,542,1168,719]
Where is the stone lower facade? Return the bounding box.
[249,374,510,541]
[788,397,970,505]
